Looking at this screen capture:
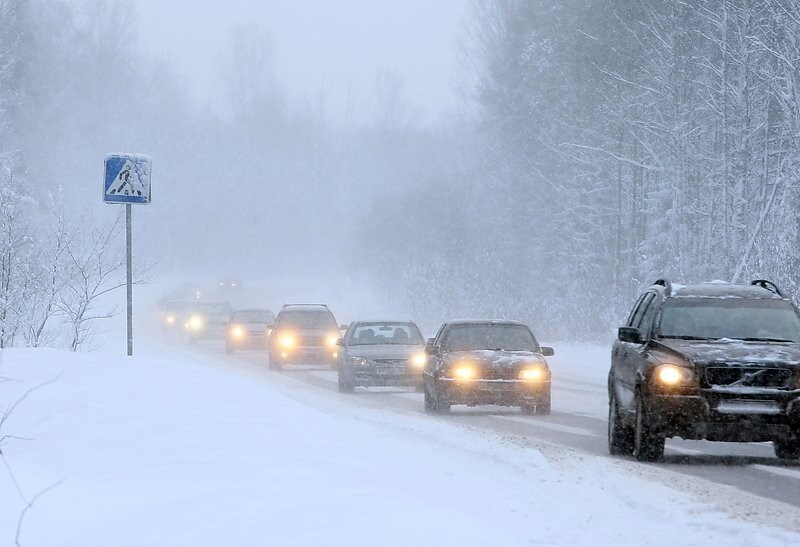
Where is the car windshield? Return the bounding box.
[658,298,800,342]
[279,310,337,329]
[349,323,423,345]
[198,303,233,315]
[232,310,274,323]
[164,301,193,314]
[442,324,539,352]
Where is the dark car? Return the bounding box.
[268,304,342,369]
[225,308,275,353]
[337,321,427,392]
[608,279,800,462]
[186,301,233,343]
[423,319,553,415]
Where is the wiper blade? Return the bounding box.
[735,337,796,343]
[659,335,712,341]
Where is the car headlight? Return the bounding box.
[326,334,339,347]
[348,356,368,366]
[230,325,245,339]
[410,351,427,369]
[519,364,547,381]
[188,315,204,331]
[165,315,175,324]
[653,364,696,387]
[451,362,476,380]
[279,334,296,349]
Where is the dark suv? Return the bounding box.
[268,304,341,370]
[608,279,800,461]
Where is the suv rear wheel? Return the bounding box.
[633,394,664,462]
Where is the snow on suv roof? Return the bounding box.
[670,282,784,299]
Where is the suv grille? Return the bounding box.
[298,335,324,347]
[705,366,792,389]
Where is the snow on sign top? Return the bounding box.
[103,153,152,204]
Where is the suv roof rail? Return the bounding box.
[751,279,783,297]
[652,278,672,296]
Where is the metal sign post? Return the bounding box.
[103,154,152,357]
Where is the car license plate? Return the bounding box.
[716,400,781,415]
[376,366,402,376]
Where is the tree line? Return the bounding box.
[3,0,800,347]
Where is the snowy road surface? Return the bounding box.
[1,339,799,546]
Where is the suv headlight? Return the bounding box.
[348,356,368,366]
[230,325,245,339]
[279,334,296,349]
[188,315,204,331]
[653,364,697,387]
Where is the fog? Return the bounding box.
[4,0,800,348]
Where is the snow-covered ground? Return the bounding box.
[1,341,799,546]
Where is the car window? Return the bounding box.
[628,293,654,329]
[658,298,800,342]
[637,296,659,340]
[441,324,539,352]
[198,303,232,315]
[278,310,337,329]
[348,323,423,345]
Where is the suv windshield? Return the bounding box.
[278,310,337,330]
[442,324,539,352]
[658,298,800,342]
[198,303,233,315]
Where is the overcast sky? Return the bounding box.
[130,0,469,123]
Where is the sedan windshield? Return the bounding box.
[442,324,539,352]
[658,298,800,342]
[348,323,423,345]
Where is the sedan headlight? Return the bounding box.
[519,364,547,381]
[410,351,427,368]
[165,315,176,324]
[653,364,696,387]
[451,362,476,380]
[230,325,245,339]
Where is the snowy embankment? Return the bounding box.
[1,346,799,546]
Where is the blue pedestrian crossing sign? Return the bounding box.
[103,154,152,204]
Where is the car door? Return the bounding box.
[612,292,656,411]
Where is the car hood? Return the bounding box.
[654,339,800,366]
[445,349,548,367]
[348,344,424,360]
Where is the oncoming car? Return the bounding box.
[423,320,553,415]
[160,300,194,331]
[336,321,427,392]
[608,279,800,462]
[225,308,275,354]
[186,301,233,343]
[268,304,342,369]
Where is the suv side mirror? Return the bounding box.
[339,324,348,331]
[425,342,440,356]
[540,346,554,357]
[618,326,642,343]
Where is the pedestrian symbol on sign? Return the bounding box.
[103,154,151,204]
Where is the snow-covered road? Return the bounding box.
[1,339,799,546]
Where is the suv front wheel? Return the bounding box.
[608,392,634,455]
[633,394,664,462]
